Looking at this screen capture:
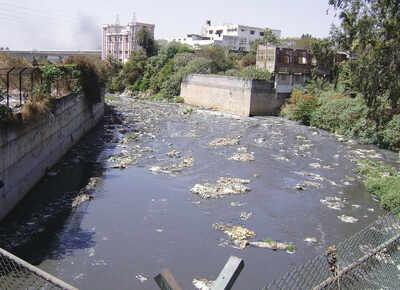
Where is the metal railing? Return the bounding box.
[264,208,400,289]
[0,248,78,290]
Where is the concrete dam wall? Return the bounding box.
[180,74,289,116]
[0,93,104,221]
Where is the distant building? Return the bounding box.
[101,17,155,63]
[170,21,281,51]
[256,45,312,93]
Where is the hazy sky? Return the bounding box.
[0,0,338,50]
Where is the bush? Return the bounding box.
[196,45,234,73]
[291,96,318,125]
[280,90,318,125]
[382,114,400,151]
[224,66,272,81]
[357,160,400,211]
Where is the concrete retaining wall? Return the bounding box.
[0,93,104,221]
[180,74,289,116]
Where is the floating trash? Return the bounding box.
[191,177,250,199]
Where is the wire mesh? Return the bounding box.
[265,208,400,290]
[0,248,77,290]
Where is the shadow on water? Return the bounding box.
[0,104,121,266]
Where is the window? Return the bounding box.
[280,55,290,64]
[278,74,291,85]
[250,30,255,35]
[209,30,213,34]
[260,32,264,36]
[298,56,307,65]
[216,30,223,36]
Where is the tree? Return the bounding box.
[260,28,281,46]
[136,27,157,57]
[309,38,340,88]
[329,0,400,113]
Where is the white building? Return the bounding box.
[102,17,155,63]
[170,21,281,51]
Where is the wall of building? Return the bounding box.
[171,22,281,51]
[0,92,104,221]
[180,74,287,117]
[102,22,155,63]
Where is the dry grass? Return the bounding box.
[288,90,316,105]
[21,98,53,121]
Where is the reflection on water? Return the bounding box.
[0,100,398,289]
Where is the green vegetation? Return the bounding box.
[280,0,400,152]
[280,81,400,150]
[357,160,400,211]
[329,0,400,114]
[286,245,296,253]
[107,42,271,102]
[136,27,157,57]
[0,54,104,124]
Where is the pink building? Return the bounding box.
[101,20,155,63]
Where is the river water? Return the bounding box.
[0,97,398,289]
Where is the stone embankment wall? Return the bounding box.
[0,93,104,221]
[180,74,289,116]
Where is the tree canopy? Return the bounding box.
[329,0,400,111]
[136,27,157,57]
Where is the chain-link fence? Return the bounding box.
[265,208,400,289]
[0,248,77,290]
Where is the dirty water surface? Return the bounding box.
[0,96,399,289]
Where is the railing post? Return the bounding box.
[211,256,244,290]
[154,268,182,290]
[19,68,27,106]
[6,67,15,107]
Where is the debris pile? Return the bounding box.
[337,215,358,223]
[230,152,255,162]
[213,222,255,249]
[249,240,296,254]
[209,137,240,146]
[190,177,251,199]
[150,156,195,175]
[320,196,346,210]
[193,278,214,290]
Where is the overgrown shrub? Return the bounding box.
[223,66,272,80]
[357,160,400,211]
[280,90,318,125]
[382,114,400,151]
[64,57,102,104]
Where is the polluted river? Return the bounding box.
[0,96,399,289]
